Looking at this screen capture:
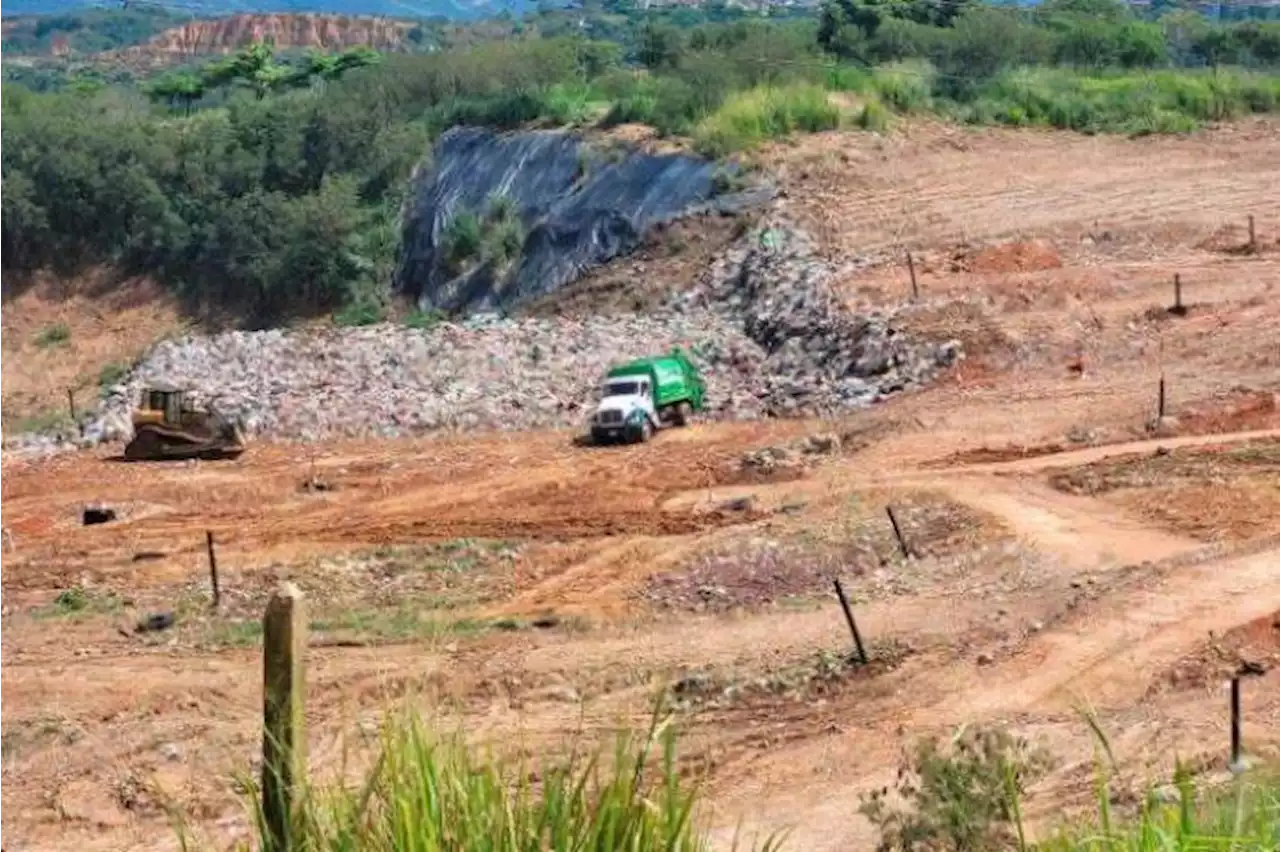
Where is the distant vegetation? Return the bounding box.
[2,0,1279,323]
[0,7,176,56]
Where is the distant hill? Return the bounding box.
[114,13,419,61]
[0,0,542,22]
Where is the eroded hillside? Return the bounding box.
[109,13,418,67]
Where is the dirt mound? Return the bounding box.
[945,240,1064,275]
[1174,388,1279,435]
[1048,438,1280,497]
[1196,221,1278,255]
[926,442,1071,467]
[1157,610,1280,694]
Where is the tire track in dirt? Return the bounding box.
[705,428,1279,852]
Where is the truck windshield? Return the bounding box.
[605,381,640,397]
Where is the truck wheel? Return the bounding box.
[673,401,692,427]
[635,418,653,443]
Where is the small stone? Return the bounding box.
[976,652,995,666]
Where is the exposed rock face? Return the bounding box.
[395,128,771,315]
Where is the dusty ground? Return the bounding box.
[4,121,1280,852]
[1,271,188,435]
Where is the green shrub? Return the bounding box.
[855,98,892,131]
[826,64,872,93]
[97,361,130,394]
[34,322,71,349]
[860,726,1054,852]
[872,60,934,113]
[442,210,483,273]
[332,299,385,327]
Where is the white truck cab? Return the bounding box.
[591,377,657,443]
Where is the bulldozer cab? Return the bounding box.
[134,384,195,428]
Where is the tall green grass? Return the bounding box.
[1040,766,1280,851]
[692,83,841,157]
[959,66,1280,134]
[204,706,785,852]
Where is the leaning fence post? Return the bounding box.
[886,506,911,559]
[833,578,869,665]
[262,582,307,850]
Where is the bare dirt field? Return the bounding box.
[3,121,1280,852]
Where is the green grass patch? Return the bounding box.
[333,299,387,328]
[402,308,446,331]
[97,360,130,393]
[14,408,72,434]
[309,606,489,642]
[959,67,1280,134]
[32,586,122,619]
[189,705,786,852]
[855,98,892,131]
[203,618,265,648]
[33,322,71,349]
[871,60,935,114]
[693,83,841,157]
[1039,757,1280,851]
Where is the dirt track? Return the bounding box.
[4,121,1280,851]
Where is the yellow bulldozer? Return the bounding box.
[123,384,247,461]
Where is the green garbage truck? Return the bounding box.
[588,348,706,445]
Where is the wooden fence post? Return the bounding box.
[206,530,221,609]
[262,582,307,851]
[833,578,869,665]
[886,506,911,559]
[1248,215,1257,254]
[1229,676,1242,771]
[906,252,919,302]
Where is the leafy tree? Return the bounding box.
[818,0,974,57]
[638,21,686,69]
[202,41,293,100]
[145,71,205,114]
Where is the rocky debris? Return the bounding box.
[683,220,962,416]
[740,432,843,474]
[135,612,176,633]
[5,218,961,454]
[669,644,912,711]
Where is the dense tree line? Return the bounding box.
[2,2,1278,324]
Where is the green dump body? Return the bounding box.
[606,348,705,412]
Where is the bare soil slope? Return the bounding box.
[1,271,187,436]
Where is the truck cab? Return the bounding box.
[591,376,657,444]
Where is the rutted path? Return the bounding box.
[707,428,1280,852]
